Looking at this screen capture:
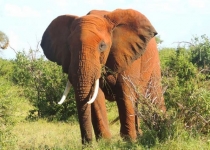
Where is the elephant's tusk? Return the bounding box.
[58,80,71,104]
[87,79,99,104]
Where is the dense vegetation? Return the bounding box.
[0,35,209,149]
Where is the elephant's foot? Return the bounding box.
[94,129,112,141]
[82,138,92,145]
[137,128,143,137]
[120,132,137,142]
[119,114,139,141]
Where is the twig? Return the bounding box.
[173,41,195,47]
[177,102,210,124]
[9,45,17,54]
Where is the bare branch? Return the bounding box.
[9,45,17,54]
[173,41,195,47]
[177,102,210,124]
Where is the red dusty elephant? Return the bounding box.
[41,9,166,144]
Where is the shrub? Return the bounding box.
[133,35,210,147]
[12,49,77,121]
[0,77,18,148]
[159,38,210,135]
[0,58,13,79]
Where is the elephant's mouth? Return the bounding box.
[58,79,99,105]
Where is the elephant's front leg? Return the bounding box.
[91,88,111,140]
[115,79,138,140]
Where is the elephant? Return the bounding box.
[41,9,166,144]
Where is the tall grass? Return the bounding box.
[10,118,210,149]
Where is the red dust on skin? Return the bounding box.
[41,9,166,144]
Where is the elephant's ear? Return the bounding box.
[41,15,78,73]
[104,9,157,73]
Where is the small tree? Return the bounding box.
[190,35,210,70]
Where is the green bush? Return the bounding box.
[12,49,77,122]
[0,58,13,79]
[0,59,15,148]
[0,78,18,148]
[135,35,210,148]
[159,36,210,135]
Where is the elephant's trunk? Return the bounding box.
[75,78,98,144]
[70,57,101,144]
[74,80,92,144]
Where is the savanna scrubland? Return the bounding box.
[0,35,210,149]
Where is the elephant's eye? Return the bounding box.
[99,41,107,52]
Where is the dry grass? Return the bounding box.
[11,119,121,149]
[10,101,122,149]
[12,121,82,149]
[12,120,210,150]
[7,112,210,150]
[8,94,123,149]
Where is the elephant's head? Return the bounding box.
[41,9,157,143]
